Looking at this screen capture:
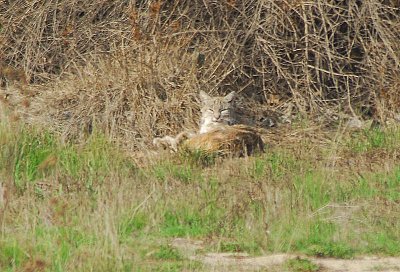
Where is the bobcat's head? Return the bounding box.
[199,90,237,134]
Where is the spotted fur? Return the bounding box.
[199,91,237,134]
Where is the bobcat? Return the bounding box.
[153,91,264,155]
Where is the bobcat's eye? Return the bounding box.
[207,109,213,113]
[221,109,229,114]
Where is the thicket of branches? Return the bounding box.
[1,0,399,146]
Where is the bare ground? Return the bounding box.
[172,238,400,272]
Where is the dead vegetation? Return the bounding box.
[0,0,399,149]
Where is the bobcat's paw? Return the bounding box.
[152,136,178,152]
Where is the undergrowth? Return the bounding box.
[0,121,400,271]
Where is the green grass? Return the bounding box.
[291,221,355,258]
[0,123,136,191]
[160,210,213,237]
[153,245,183,260]
[12,129,57,189]
[348,127,400,152]
[118,212,148,241]
[284,257,319,272]
[0,240,26,270]
[363,232,400,256]
[217,240,260,254]
[179,148,217,167]
[1,122,400,271]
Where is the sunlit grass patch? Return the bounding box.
[293,171,332,211]
[136,261,203,272]
[0,240,27,271]
[118,212,148,242]
[160,210,213,237]
[150,161,201,184]
[267,219,355,258]
[153,245,183,261]
[347,127,400,153]
[0,224,98,271]
[0,126,58,190]
[216,240,261,255]
[340,168,400,202]
[0,124,137,191]
[178,148,218,167]
[284,257,320,272]
[1,122,400,271]
[362,232,400,256]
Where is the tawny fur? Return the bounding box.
[183,125,264,156]
[152,131,195,152]
[153,91,264,156]
[199,90,237,134]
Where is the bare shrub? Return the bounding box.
[1,0,399,148]
[25,46,200,149]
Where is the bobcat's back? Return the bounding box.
[184,124,264,157]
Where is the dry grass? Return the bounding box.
[1,1,399,152]
[1,3,400,270]
[0,118,399,271]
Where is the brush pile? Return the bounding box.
[1,0,399,149]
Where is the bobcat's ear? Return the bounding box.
[199,91,211,103]
[224,91,236,103]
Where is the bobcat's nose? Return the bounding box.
[213,113,221,122]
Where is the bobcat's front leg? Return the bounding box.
[153,131,196,152]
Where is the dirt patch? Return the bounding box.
[172,238,400,271]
